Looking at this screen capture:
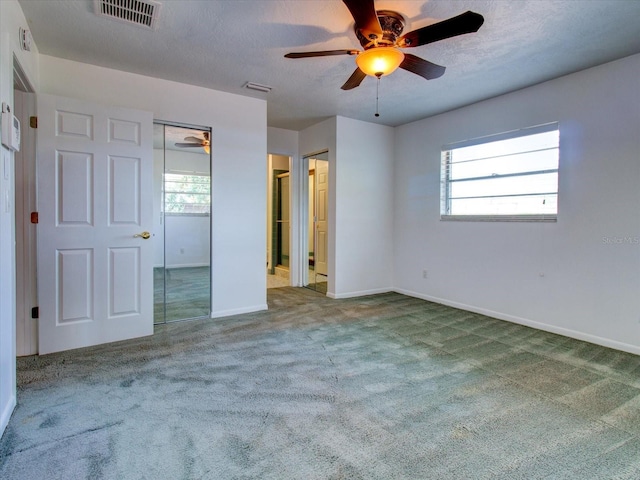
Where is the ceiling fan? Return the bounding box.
[284,0,484,90]
[175,132,211,154]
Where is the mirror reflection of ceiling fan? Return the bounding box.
[285,0,484,90]
[175,131,210,154]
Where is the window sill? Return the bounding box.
[440,214,557,223]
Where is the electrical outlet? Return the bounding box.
[422,269,428,279]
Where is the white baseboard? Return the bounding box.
[210,304,268,319]
[0,393,16,439]
[164,263,209,269]
[394,288,640,356]
[328,288,393,300]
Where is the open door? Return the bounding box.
[37,94,154,354]
[304,152,328,293]
[314,159,328,276]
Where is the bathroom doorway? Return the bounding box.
[153,122,211,323]
[267,154,290,289]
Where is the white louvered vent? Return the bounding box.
[94,0,161,29]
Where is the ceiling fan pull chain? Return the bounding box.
[375,73,381,117]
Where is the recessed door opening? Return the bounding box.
[267,154,290,289]
[153,122,212,323]
[305,152,328,294]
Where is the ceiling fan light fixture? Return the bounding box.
[356,47,405,77]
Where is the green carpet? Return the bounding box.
[2,288,640,479]
[154,266,210,323]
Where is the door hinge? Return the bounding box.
[30,212,38,224]
[31,307,39,319]
[30,116,37,128]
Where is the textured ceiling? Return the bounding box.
[18,0,640,131]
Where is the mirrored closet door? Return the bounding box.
[153,123,211,323]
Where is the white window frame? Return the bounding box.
[440,122,559,222]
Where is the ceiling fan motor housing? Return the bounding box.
[356,10,405,49]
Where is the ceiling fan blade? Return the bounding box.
[341,68,367,90]
[400,54,446,80]
[183,136,204,143]
[175,143,203,148]
[285,50,358,58]
[398,11,484,48]
[342,0,383,38]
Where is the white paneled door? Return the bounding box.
[315,160,328,276]
[37,94,154,354]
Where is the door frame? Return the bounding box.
[152,120,213,324]
[266,153,291,285]
[297,150,329,291]
[270,169,288,274]
[14,62,37,356]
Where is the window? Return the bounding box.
[164,173,210,214]
[441,123,559,221]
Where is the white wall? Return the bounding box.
[334,117,394,298]
[0,0,40,440]
[394,54,640,354]
[299,116,395,298]
[267,127,298,159]
[39,55,268,319]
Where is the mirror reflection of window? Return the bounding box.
[153,123,212,324]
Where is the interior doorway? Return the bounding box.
[153,122,212,323]
[14,61,37,356]
[305,152,329,294]
[267,154,290,289]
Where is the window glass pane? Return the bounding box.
[449,149,558,180]
[450,172,558,199]
[441,124,559,219]
[450,194,557,216]
[451,131,559,163]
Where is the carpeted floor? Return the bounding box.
[2,287,640,479]
[154,267,210,323]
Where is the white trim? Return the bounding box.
[394,288,640,356]
[441,214,557,223]
[328,288,393,299]
[0,393,16,436]
[443,121,559,151]
[210,304,268,319]
[164,263,209,269]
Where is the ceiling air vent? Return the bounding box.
[94,0,161,30]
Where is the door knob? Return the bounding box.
[133,231,151,239]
